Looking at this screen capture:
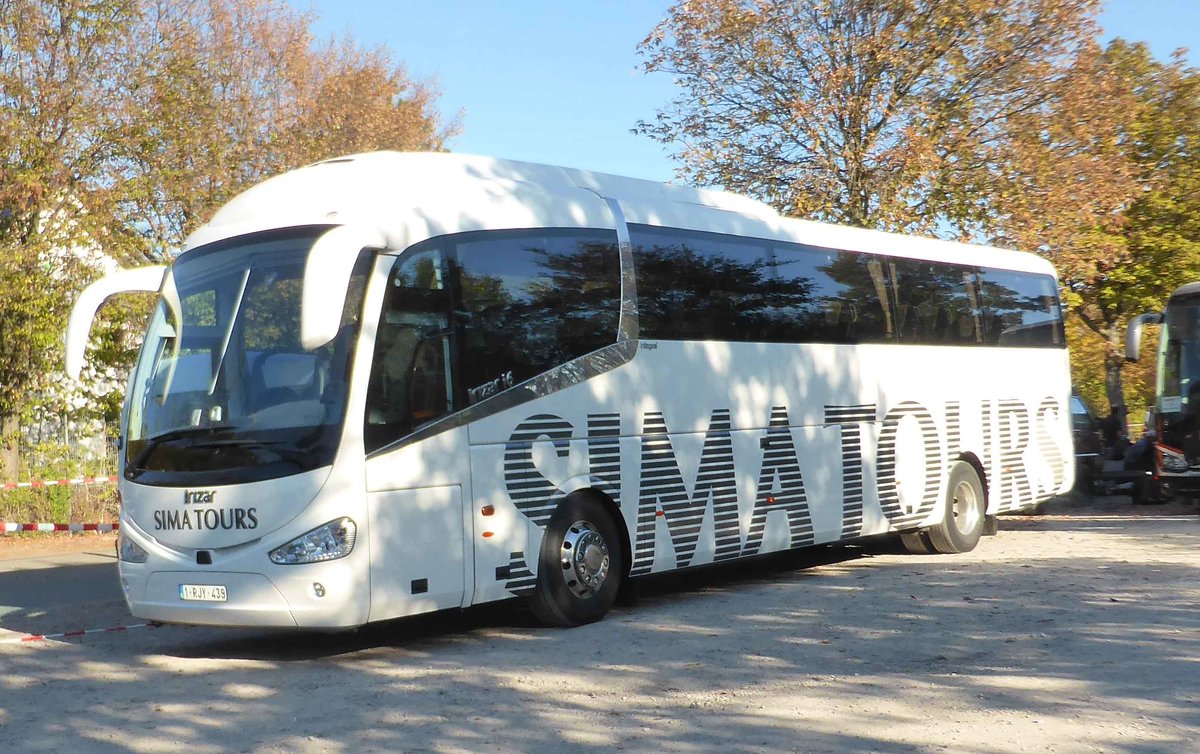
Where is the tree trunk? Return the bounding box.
[2,412,18,483]
[1104,326,1128,438]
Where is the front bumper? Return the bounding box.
[119,559,367,628]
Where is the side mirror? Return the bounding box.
[301,225,388,351]
[65,266,166,379]
[1126,312,1163,362]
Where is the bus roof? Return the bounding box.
[182,151,1056,277]
[1169,282,1200,301]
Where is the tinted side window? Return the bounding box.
[631,223,1061,349]
[980,270,1064,347]
[771,244,894,343]
[631,226,772,341]
[365,246,454,453]
[889,259,983,345]
[454,230,619,403]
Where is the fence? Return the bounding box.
[1,422,120,534]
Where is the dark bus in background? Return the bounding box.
[1126,282,1200,500]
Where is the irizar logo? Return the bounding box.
[184,489,217,505]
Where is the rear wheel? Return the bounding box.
[927,461,986,554]
[528,494,624,627]
[899,530,934,554]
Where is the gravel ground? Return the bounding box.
[1,493,1197,753]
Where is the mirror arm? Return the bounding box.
[65,266,166,379]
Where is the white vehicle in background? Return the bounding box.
[67,152,1074,629]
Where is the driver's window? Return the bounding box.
[365,247,453,452]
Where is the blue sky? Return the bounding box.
[295,0,1199,183]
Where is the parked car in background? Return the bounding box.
[1071,393,1105,493]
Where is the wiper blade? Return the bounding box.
[130,426,238,468]
[163,438,309,466]
[146,426,238,445]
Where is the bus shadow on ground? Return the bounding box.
[164,541,875,662]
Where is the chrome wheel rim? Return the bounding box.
[951,480,982,535]
[559,520,610,599]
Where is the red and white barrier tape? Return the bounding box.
[1,522,119,534]
[0,622,153,645]
[1,475,118,491]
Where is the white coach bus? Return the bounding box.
[66,152,1073,628]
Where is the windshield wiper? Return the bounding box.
[129,426,238,468]
[184,439,310,466]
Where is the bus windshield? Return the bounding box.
[124,228,367,485]
[1159,297,1200,412]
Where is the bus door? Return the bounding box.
[363,247,470,621]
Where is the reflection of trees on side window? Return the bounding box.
[628,223,1062,348]
[367,229,622,452]
[980,270,1063,346]
[632,237,775,340]
[182,290,216,327]
[396,256,441,289]
[817,253,892,342]
[889,260,982,344]
[455,231,620,405]
[632,225,896,345]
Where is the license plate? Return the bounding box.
[179,584,227,602]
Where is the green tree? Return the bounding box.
[0,0,140,478]
[1058,41,1200,415]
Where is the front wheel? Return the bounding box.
[927,461,986,554]
[528,494,624,627]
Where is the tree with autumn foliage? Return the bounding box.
[1060,41,1200,417]
[0,0,140,478]
[0,0,456,479]
[637,0,1126,235]
[109,0,458,262]
[636,0,1200,419]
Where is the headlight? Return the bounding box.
[1159,445,1189,473]
[269,518,356,565]
[119,532,148,563]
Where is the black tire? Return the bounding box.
[1132,476,1169,505]
[527,494,624,627]
[899,530,935,554]
[927,461,986,554]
